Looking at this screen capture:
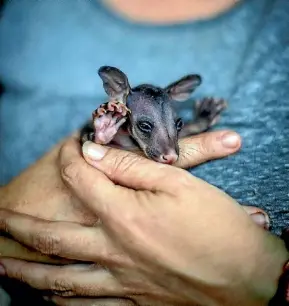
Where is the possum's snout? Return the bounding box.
[157,151,178,165]
[145,147,179,165]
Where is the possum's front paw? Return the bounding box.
[194,97,227,128]
[92,101,130,145]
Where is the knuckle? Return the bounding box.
[198,138,210,155]
[184,139,206,159]
[198,134,215,156]
[108,151,141,179]
[48,275,88,297]
[9,263,30,284]
[174,171,193,191]
[181,135,212,159]
[61,160,80,185]
[11,266,23,281]
[49,277,76,297]
[33,227,61,255]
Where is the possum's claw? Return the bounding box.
[93,101,130,118]
[194,97,227,127]
[91,100,130,145]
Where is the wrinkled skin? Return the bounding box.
[0,130,269,263]
[0,138,286,306]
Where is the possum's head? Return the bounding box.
[98,66,202,164]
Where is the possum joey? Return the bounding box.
[80,66,227,164]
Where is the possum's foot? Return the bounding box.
[92,101,130,145]
[194,97,227,128]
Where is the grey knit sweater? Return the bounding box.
[0,0,288,304]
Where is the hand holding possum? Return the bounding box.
[0,129,249,263]
[0,139,287,306]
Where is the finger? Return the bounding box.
[0,259,130,297]
[59,137,122,213]
[60,138,181,216]
[0,209,124,262]
[101,130,241,170]
[242,205,270,230]
[80,131,241,189]
[175,130,241,169]
[48,296,136,306]
[81,141,183,191]
[0,236,72,264]
[65,137,177,191]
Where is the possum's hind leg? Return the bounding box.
[80,101,130,145]
[179,97,227,138]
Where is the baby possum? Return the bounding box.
[80,66,227,163]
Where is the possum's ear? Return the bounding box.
[98,66,131,101]
[165,74,202,102]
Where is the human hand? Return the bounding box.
[0,129,245,220]
[0,130,249,262]
[0,135,96,263]
[0,136,287,306]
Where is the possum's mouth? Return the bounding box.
[144,150,160,162]
[128,126,179,164]
[145,148,179,165]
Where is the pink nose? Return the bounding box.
[159,154,178,164]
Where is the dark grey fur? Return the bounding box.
[80,66,226,163]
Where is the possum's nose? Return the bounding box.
[159,153,178,165]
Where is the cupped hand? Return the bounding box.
[0,130,254,262]
[0,135,287,306]
[0,130,241,221]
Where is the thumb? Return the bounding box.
[176,130,241,169]
[82,141,183,192]
[59,137,178,220]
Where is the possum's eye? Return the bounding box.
[137,121,153,133]
[175,118,184,132]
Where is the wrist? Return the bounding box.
[238,230,289,306]
[214,226,289,306]
[268,228,289,305]
[246,230,289,305]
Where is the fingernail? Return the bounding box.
[221,132,240,149]
[251,212,270,230]
[82,141,108,160]
[0,264,6,276]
